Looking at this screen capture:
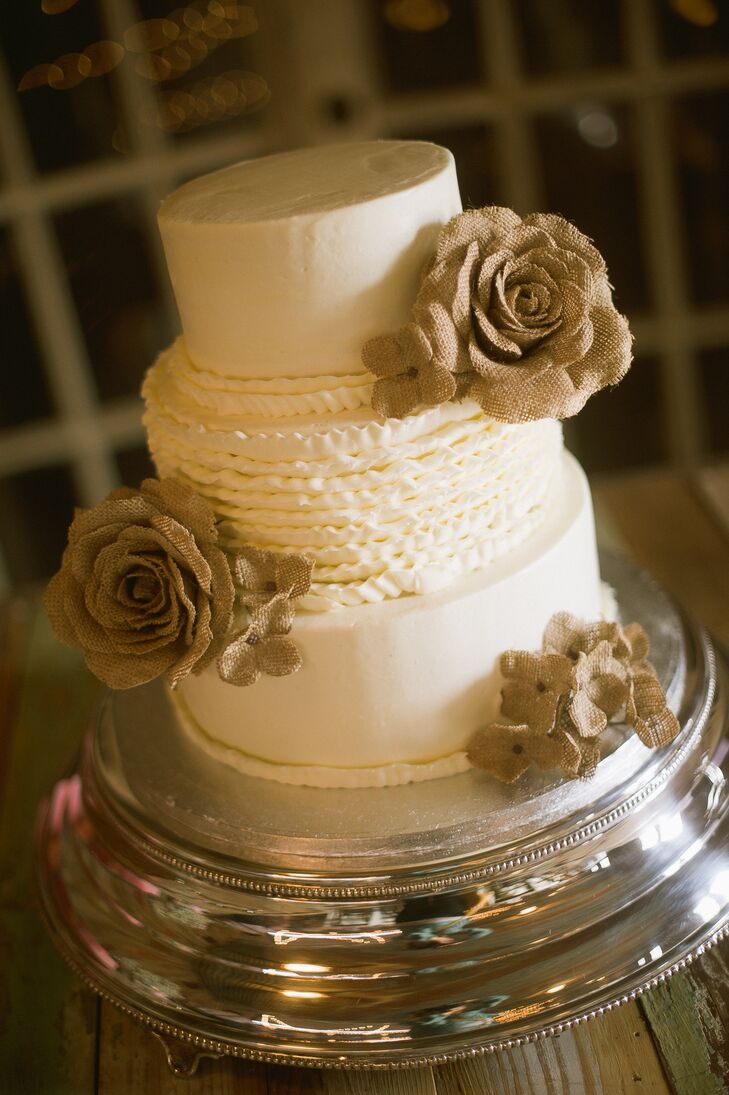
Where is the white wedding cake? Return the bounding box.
[142,140,605,786]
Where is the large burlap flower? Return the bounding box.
[362,206,632,422]
[44,478,235,689]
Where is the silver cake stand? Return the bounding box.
[35,555,729,1074]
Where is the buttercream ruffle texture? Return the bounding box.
[143,339,563,611]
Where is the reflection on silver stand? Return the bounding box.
[35,556,729,1074]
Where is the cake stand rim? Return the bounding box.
[32,830,729,1072]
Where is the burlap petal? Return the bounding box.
[234,545,312,606]
[69,523,129,583]
[86,644,178,690]
[419,362,457,406]
[451,241,482,339]
[419,300,460,371]
[627,670,680,748]
[566,306,632,394]
[362,333,405,379]
[524,213,607,279]
[193,548,235,672]
[257,636,303,677]
[143,477,218,546]
[275,553,313,601]
[500,651,575,735]
[372,374,421,419]
[434,207,522,262]
[68,493,153,546]
[623,621,650,665]
[467,722,562,783]
[467,355,577,421]
[167,598,213,688]
[217,630,261,687]
[557,726,601,779]
[466,724,534,783]
[569,688,608,738]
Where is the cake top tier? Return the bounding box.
[158,141,461,379]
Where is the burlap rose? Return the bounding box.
[44,478,234,690]
[362,206,632,422]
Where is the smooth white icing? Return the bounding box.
[178,453,602,782]
[157,141,462,378]
[144,339,563,610]
[174,694,472,788]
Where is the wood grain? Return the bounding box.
[434,1003,670,1094]
[641,944,729,1095]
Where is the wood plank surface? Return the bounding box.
[4,469,729,1092]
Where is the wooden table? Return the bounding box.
[3,468,729,1094]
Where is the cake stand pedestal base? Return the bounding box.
[34,556,729,1072]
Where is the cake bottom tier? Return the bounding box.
[176,453,603,787]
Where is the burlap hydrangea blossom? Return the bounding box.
[363,207,633,423]
[217,545,313,687]
[467,612,680,783]
[44,478,235,689]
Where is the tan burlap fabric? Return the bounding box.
[44,478,234,690]
[363,207,633,423]
[217,545,313,687]
[217,594,303,686]
[468,612,680,783]
[234,545,313,608]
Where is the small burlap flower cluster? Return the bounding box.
[362,207,632,423]
[44,479,235,689]
[217,546,314,687]
[467,612,680,783]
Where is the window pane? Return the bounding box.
[564,356,668,473]
[658,0,729,60]
[372,0,482,93]
[54,196,175,402]
[115,443,155,487]
[5,5,122,173]
[0,463,76,586]
[535,103,649,313]
[516,0,624,75]
[699,347,729,455]
[672,92,729,305]
[0,229,53,428]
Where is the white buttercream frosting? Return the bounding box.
[143,338,563,610]
[157,141,462,377]
[177,455,604,783]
